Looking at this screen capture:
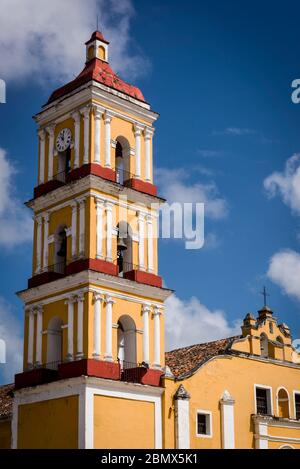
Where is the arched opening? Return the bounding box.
[46,316,63,368]
[279,445,294,449]
[97,45,106,60]
[115,136,130,185]
[54,225,67,273]
[117,221,133,275]
[277,388,290,418]
[276,336,285,360]
[117,315,137,368]
[260,333,268,358]
[57,148,71,182]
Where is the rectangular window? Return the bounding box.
[295,394,300,420]
[256,387,271,415]
[196,411,212,437]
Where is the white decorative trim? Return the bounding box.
[293,390,300,420]
[220,391,235,448]
[196,409,213,439]
[142,305,150,364]
[104,295,115,361]
[104,111,112,168]
[93,292,103,358]
[46,124,55,180]
[254,384,273,415]
[153,307,162,368]
[38,129,46,184]
[80,106,91,165]
[17,269,172,305]
[71,111,81,169]
[276,386,291,418]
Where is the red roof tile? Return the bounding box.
[46,57,145,105]
[0,384,14,420]
[165,336,240,379]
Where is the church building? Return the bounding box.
[0,32,300,449]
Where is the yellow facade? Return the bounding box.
[18,396,78,449]
[94,395,155,448]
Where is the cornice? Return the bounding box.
[34,81,158,127]
[16,269,172,304]
[26,175,165,213]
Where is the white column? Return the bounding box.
[71,111,80,168]
[35,215,43,274]
[35,306,43,366]
[134,124,142,178]
[80,106,90,165]
[93,106,103,164]
[174,385,191,449]
[153,307,161,367]
[104,295,115,361]
[71,201,78,259]
[95,198,104,259]
[138,212,145,270]
[46,125,55,180]
[93,293,103,359]
[142,305,150,364]
[254,418,269,449]
[42,213,49,272]
[144,127,153,182]
[104,112,112,168]
[146,215,154,273]
[65,297,75,360]
[76,293,84,359]
[220,390,235,449]
[79,198,85,257]
[105,202,113,262]
[27,308,34,368]
[38,129,46,184]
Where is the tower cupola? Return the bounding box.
[85,30,109,62]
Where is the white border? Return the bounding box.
[276,386,291,418]
[254,384,273,415]
[293,390,300,420]
[196,409,213,438]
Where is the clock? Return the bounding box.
[56,128,72,152]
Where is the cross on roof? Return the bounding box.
[261,286,270,308]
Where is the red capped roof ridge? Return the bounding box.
[46,57,145,105]
[85,30,109,45]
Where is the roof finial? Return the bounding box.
[96,14,99,31]
[260,285,270,308]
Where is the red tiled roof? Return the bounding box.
[0,384,14,420]
[165,336,240,379]
[46,57,145,105]
[85,31,109,45]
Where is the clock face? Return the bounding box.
[56,128,72,152]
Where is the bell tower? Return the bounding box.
[13,31,171,449]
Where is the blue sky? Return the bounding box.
[1,0,300,382]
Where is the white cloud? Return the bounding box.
[264,154,300,216]
[0,148,32,248]
[165,294,241,350]
[213,127,256,136]
[0,297,23,383]
[197,149,223,158]
[156,167,228,220]
[0,0,148,85]
[267,249,300,302]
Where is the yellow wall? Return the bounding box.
[0,420,11,448]
[94,395,155,448]
[18,395,78,448]
[164,355,300,449]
